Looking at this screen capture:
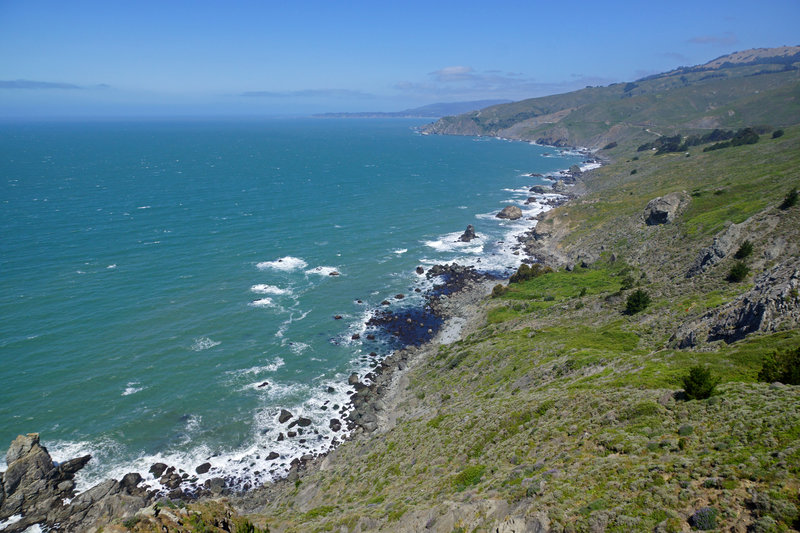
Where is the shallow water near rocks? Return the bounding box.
[0,118,584,491]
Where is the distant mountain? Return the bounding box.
[421,46,800,149]
[313,99,512,119]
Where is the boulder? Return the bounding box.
[148,462,167,477]
[458,224,477,242]
[643,191,687,225]
[278,409,293,424]
[415,266,425,275]
[529,185,551,194]
[552,180,568,193]
[266,452,279,461]
[686,222,742,277]
[348,373,360,386]
[195,462,211,475]
[329,419,342,432]
[496,206,523,220]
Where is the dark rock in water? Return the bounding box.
[149,462,168,478]
[333,315,343,320]
[266,452,280,461]
[529,184,551,194]
[297,417,312,427]
[277,432,285,442]
[195,462,211,475]
[366,334,375,340]
[351,333,361,340]
[329,419,342,432]
[326,386,336,393]
[458,224,477,242]
[416,266,425,275]
[415,288,421,292]
[328,271,340,276]
[348,373,360,386]
[120,472,142,490]
[287,431,297,438]
[395,293,404,299]
[381,300,390,306]
[496,205,523,220]
[279,409,293,424]
[257,381,269,388]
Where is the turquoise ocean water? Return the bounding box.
[0,118,584,490]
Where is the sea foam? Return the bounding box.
[256,256,307,271]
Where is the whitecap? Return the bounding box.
[392,249,407,255]
[106,264,117,269]
[423,232,484,254]
[230,357,285,376]
[250,284,291,296]
[305,266,340,276]
[256,256,307,271]
[287,342,310,355]
[191,337,221,351]
[122,382,143,396]
[249,298,274,308]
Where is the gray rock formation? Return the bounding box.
[672,256,800,347]
[0,433,152,533]
[529,185,551,194]
[686,222,742,277]
[552,180,568,193]
[458,224,477,242]
[643,191,688,225]
[496,205,523,220]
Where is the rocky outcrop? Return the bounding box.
[686,222,742,277]
[643,191,688,225]
[529,185,551,194]
[458,224,477,242]
[0,433,152,532]
[496,205,523,220]
[672,257,800,347]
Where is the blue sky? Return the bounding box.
[1,0,798,117]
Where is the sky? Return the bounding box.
[1,0,798,118]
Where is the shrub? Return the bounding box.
[734,240,753,259]
[625,289,650,314]
[602,141,618,150]
[689,506,718,530]
[491,284,507,298]
[453,465,486,490]
[509,263,552,284]
[630,169,637,175]
[780,188,798,209]
[122,517,141,529]
[727,261,750,282]
[681,366,719,400]
[758,346,800,385]
[772,129,784,139]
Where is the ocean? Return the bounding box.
[0,118,586,491]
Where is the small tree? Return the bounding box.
[734,240,753,260]
[625,289,650,314]
[780,188,798,209]
[758,346,800,385]
[727,261,749,282]
[772,129,784,139]
[681,365,719,400]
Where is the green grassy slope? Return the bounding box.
[422,49,800,150]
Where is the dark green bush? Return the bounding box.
[772,129,784,139]
[491,284,507,297]
[453,465,486,490]
[758,346,800,385]
[630,169,637,175]
[509,263,552,284]
[602,141,618,150]
[734,240,753,260]
[681,366,719,400]
[780,188,798,209]
[727,261,750,282]
[625,289,650,314]
[689,506,718,530]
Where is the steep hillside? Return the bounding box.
[422,46,800,150]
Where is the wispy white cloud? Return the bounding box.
[688,32,738,46]
[0,79,82,89]
[395,66,615,102]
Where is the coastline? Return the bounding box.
[0,141,599,532]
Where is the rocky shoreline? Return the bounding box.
[0,153,600,532]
